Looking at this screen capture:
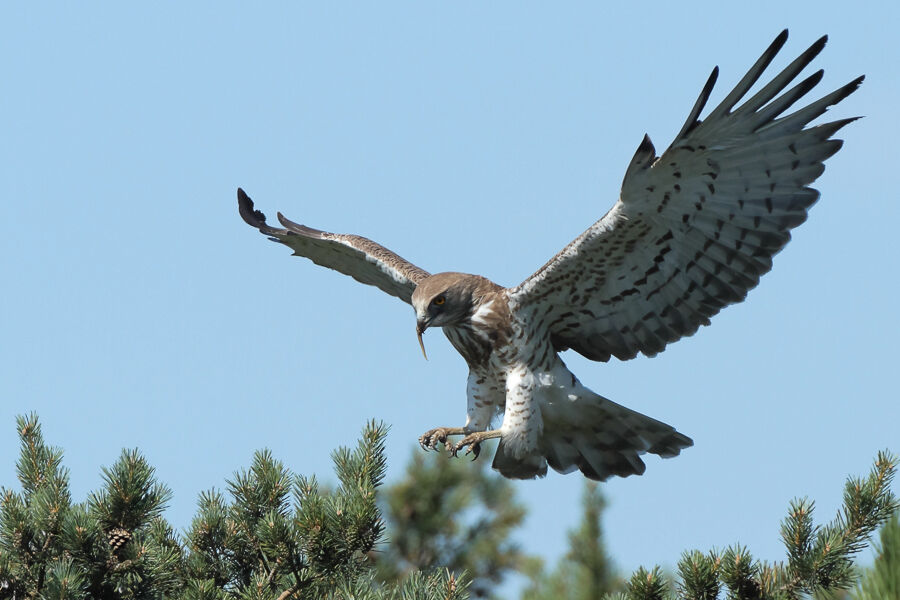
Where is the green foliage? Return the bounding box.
[0,413,71,598]
[329,569,468,600]
[0,415,467,600]
[0,413,895,600]
[609,451,898,600]
[522,482,621,600]
[0,413,181,599]
[676,550,719,600]
[625,567,670,600]
[375,441,530,599]
[181,419,446,599]
[853,511,900,600]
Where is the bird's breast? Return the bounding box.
[443,324,494,368]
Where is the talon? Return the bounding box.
[418,427,466,453]
[467,442,481,460]
[447,430,502,460]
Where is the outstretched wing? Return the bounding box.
[238,188,430,304]
[508,30,862,362]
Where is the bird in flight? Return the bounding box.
[239,30,861,480]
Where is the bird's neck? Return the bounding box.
[443,290,511,367]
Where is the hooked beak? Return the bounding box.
[416,320,428,360]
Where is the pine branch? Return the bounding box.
[0,413,72,597]
[853,509,900,600]
[626,566,670,600]
[717,545,761,599]
[677,550,720,600]
[89,447,172,533]
[615,452,898,600]
[779,451,897,597]
[182,420,400,598]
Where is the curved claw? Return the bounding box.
[418,427,466,452]
[449,430,502,460]
[467,442,481,460]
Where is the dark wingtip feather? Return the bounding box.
[623,133,658,183]
[769,29,790,60]
[638,133,655,154]
[786,34,828,79]
[822,75,866,112]
[706,30,792,121]
[674,66,719,142]
[237,187,269,229]
[762,30,790,65]
[811,34,828,54]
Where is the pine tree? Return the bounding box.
[603,451,898,600]
[0,413,181,599]
[0,413,895,600]
[375,441,534,599]
[0,415,470,600]
[853,511,900,600]
[0,413,72,598]
[180,419,469,599]
[522,482,621,600]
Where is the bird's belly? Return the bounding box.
[468,367,507,411]
[502,359,590,420]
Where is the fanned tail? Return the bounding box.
[493,386,692,481]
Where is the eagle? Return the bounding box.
[239,30,861,481]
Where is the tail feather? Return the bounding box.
[576,432,648,480]
[545,437,580,474]
[492,440,548,479]
[492,389,693,481]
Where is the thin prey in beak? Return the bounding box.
[416,322,428,360]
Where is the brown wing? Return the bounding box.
[238,188,430,304]
[508,31,861,362]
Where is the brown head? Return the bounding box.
[410,272,501,359]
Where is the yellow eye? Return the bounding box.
[433,296,446,306]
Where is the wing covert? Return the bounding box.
[508,31,861,362]
[238,188,430,304]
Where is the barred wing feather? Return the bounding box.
[238,188,430,304]
[508,31,862,362]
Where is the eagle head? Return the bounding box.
[410,272,500,359]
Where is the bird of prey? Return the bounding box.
[239,30,861,481]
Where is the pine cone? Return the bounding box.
[107,527,131,553]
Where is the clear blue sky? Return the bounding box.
[2,1,898,590]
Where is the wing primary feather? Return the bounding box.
[276,212,328,238]
[673,66,719,142]
[733,36,828,117]
[636,134,656,163]
[705,29,790,121]
[238,187,285,238]
[748,69,824,130]
[623,134,657,183]
[758,75,864,136]
[237,188,430,304]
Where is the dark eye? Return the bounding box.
[433,296,446,306]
